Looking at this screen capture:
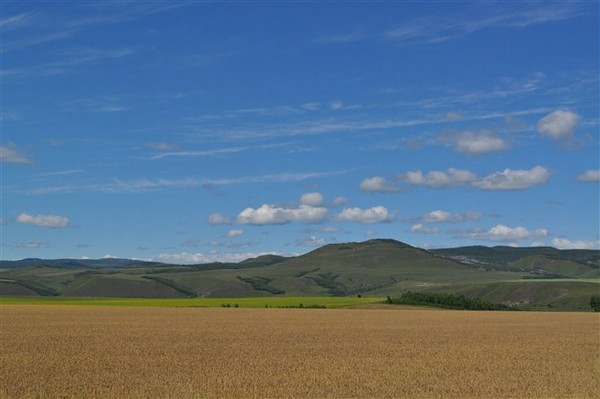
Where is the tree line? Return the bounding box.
[386,291,514,311]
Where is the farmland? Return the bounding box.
[1,305,598,398]
[0,296,383,308]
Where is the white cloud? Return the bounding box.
[410,224,440,234]
[146,142,176,150]
[226,229,244,238]
[16,213,69,228]
[359,176,400,192]
[473,166,549,190]
[422,210,482,223]
[206,213,231,225]
[445,112,465,121]
[30,170,350,194]
[399,168,477,188]
[9,240,49,248]
[576,170,600,183]
[320,226,340,233]
[537,110,579,139]
[152,251,284,264]
[296,236,326,247]
[332,196,349,207]
[330,101,345,110]
[384,6,580,45]
[236,204,327,225]
[552,238,600,250]
[335,206,392,224]
[300,192,324,206]
[422,210,459,223]
[0,144,31,164]
[468,224,548,242]
[439,130,509,156]
[102,254,117,259]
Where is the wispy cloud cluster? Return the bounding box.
[225,229,244,238]
[29,170,349,195]
[410,224,440,234]
[0,144,31,164]
[437,130,509,156]
[420,210,482,223]
[151,251,284,265]
[17,213,69,228]
[397,166,550,191]
[314,4,581,47]
[334,206,392,224]
[206,213,231,225]
[385,4,581,45]
[399,168,477,188]
[461,224,548,242]
[7,240,49,249]
[296,236,327,247]
[552,237,600,250]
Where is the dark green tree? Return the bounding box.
[590,296,600,312]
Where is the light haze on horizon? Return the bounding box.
[1,1,599,263]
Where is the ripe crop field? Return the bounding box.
[1,306,598,398]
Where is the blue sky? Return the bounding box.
[1,1,598,263]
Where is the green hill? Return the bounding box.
[1,239,598,311]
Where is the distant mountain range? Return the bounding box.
[1,239,598,311]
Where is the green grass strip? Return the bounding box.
[0,296,384,308]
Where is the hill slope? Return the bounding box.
[1,239,598,310]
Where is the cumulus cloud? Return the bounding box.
[206,213,231,225]
[296,236,326,247]
[439,130,509,156]
[473,166,549,190]
[236,204,327,225]
[410,224,440,234]
[16,213,69,228]
[0,144,31,164]
[466,224,548,242]
[537,110,579,139]
[331,196,349,207]
[335,206,392,224]
[421,210,482,223]
[359,176,401,192]
[226,229,244,237]
[300,192,324,206]
[576,169,600,183]
[399,168,477,188]
[552,237,600,250]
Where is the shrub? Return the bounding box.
[590,296,600,312]
[388,291,513,311]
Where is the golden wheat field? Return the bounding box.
[1,305,598,399]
